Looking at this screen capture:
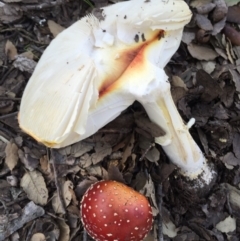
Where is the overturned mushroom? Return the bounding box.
[19,0,215,184]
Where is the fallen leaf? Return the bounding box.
[5,40,17,61]
[70,141,94,158]
[162,207,178,238]
[139,175,158,216]
[196,3,216,14]
[182,30,195,45]
[212,17,226,35]
[47,20,65,38]
[224,0,239,7]
[107,164,125,183]
[134,113,165,138]
[13,55,37,73]
[30,233,46,241]
[145,146,160,163]
[188,43,219,60]
[196,69,222,102]
[190,0,212,8]
[0,201,45,240]
[195,14,213,31]
[52,180,73,214]
[0,2,23,24]
[5,141,18,171]
[216,216,236,233]
[212,0,227,22]
[221,152,240,167]
[21,51,34,60]
[39,155,50,173]
[223,24,240,46]
[57,220,70,241]
[75,179,97,199]
[91,141,112,165]
[62,180,73,207]
[120,133,135,165]
[20,170,48,205]
[233,132,240,159]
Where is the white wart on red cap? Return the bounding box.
[80,180,153,241]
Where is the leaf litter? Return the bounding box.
[1,0,240,240]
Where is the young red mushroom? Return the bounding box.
[80,180,153,241]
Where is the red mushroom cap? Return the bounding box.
[80,180,153,241]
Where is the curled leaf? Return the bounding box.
[20,170,48,205]
[223,24,240,46]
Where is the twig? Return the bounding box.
[0,199,9,231]
[139,143,155,162]
[83,229,88,241]
[21,1,63,11]
[0,196,27,209]
[25,220,36,241]
[46,211,67,221]
[50,149,66,214]
[157,183,164,241]
[0,97,21,101]
[0,112,18,119]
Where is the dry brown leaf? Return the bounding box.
[195,14,213,31]
[62,180,73,206]
[182,30,195,45]
[121,133,135,165]
[188,43,219,60]
[5,141,18,171]
[20,170,48,205]
[47,20,65,38]
[74,179,97,199]
[30,233,46,241]
[145,146,160,164]
[91,141,112,165]
[52,180,73,214]
[172,75,188,90]
[39,155,50,173]
[13,55,37,73]
[5,40,17,61]
[196,3,216,14]
[86,164,108,178]
[52,191,65,214]
[0,2,23,24]
[212,0,227,23]
[190,0,212,8]
[21,51,34,59]
[79,153,92,168]
[70,141,94,158]
[139,175,158,216]
[57,220,70,241]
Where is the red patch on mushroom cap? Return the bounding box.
[80,180,153,241]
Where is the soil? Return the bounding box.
[0,0,240,241]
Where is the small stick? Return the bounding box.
[83,229,88,241]
[139,143,155,162]
[25,220,36,241]
[157,183,164,241]
[50,149,66,214]
[46,211,67,221]
[0,196,27,209]
[0,112,18,119]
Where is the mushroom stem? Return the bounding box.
[142,84,206,178]
[127,60,214,183]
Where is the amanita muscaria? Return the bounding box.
[19,0,215,183]
[80,180,153,241]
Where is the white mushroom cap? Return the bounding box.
[19,0,192,148]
